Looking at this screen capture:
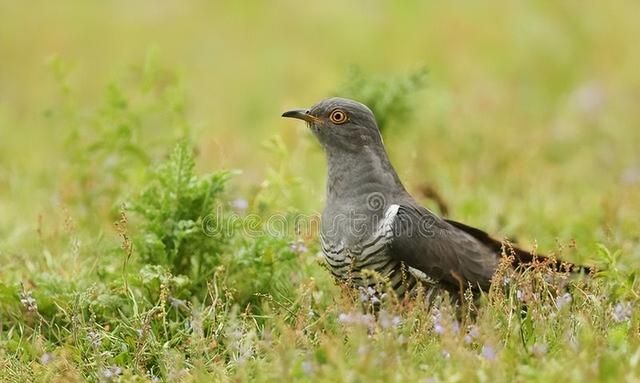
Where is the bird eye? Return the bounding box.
[329,109,348,124]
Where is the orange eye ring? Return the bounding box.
[329,109,348,124]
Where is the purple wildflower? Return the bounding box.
[301,360,314,376]
[359,286,381,305]
[289,239,308,254]
[338,312,375,329]
[555,293,572,309]
[101,366,123,381]
[451,320,460,334]
[612,302,632,323]
[431,308,445,335]
[464,325,480,344]
[481,344,497,361]
[378,310,402,329]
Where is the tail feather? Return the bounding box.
[444,219,591,274]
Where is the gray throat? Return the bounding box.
[325,143,406,204]
[321,143,409,246]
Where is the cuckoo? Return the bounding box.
[282,97,588,299]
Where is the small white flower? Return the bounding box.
[464,325,480,344]
[169,297,187,310]
[101,366,123,381]
[532,342,548,357]
[40,352,54,365]
[338,312,375,329]
[86,331,102,348]
[232,198,249,210]
[19,289,38,312]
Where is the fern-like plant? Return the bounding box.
[128,142,230,286]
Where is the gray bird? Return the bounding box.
[282,97,587,299]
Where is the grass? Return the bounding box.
[1,1,640,382]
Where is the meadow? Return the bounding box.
[1,1,639,382]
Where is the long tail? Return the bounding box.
[444,219,592,274]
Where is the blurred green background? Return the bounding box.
[2,2,640,382]
[1,0,639,270]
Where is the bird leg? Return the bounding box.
[450,270,466,302]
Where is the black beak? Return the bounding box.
[281,109,318,123]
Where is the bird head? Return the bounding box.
[282,97,383,152]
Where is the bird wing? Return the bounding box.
[387,203,501,290]
[442,218,535,265]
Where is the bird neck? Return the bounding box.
[324,143,407,205]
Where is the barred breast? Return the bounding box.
[320,204,428,297]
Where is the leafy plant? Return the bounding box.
[128,142,231,288]
[594,243,639,299]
